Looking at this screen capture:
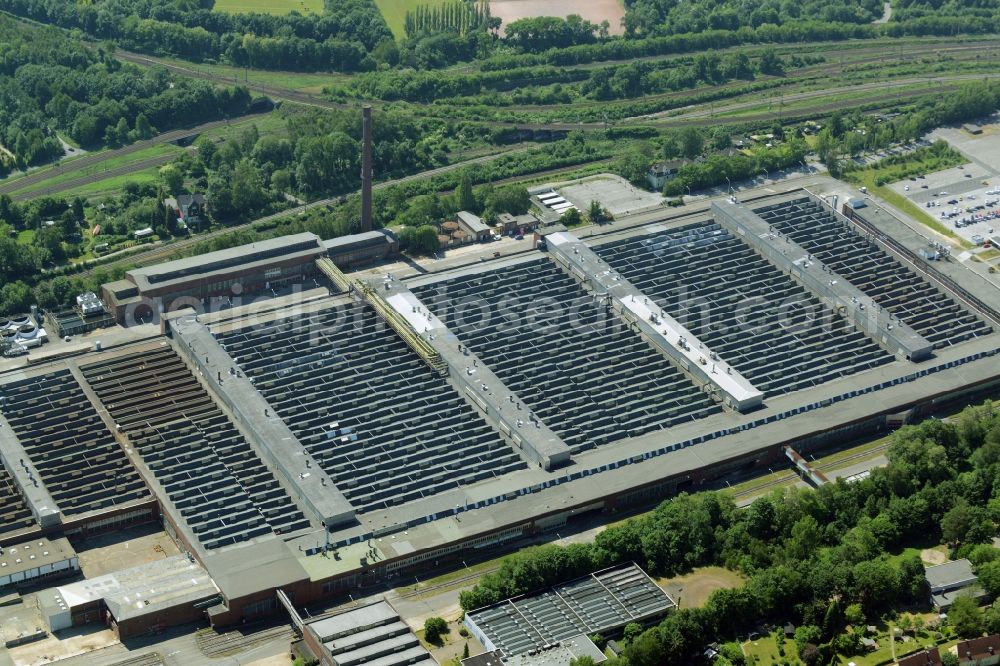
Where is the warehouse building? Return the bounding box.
[0,537,78,590]
[102,233,327,324]
[464,563,674,657]
[299,599,433,666]
[39,554,219,638]
[0,187,995,641]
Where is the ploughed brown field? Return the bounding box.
[489,0,625,35]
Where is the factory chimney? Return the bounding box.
[361,105,373,233]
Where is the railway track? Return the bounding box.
[397,567,499,600]
[9,151,181,202]
[107,653,165,666]
[497,40,1000,115]
[115,36,1000,134]
[195,624,295,658]
[730,441,892,499]
[0,113,265,197]
[504,72,1000,131]
[71,144,536,278]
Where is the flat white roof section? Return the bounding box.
[546,231,764,412]
[712,200,934,362]
[375,278,572,470]
[0,414,61,528]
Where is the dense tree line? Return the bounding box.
[0,15,251,175]
[1,0,392,72]
[478,18,996,72]
[503,15,607,52]
[622,0,884,37]
[336,49,810,106]
[816,80,1000,176]
[6,0,997,75]
[404,0,494,39]
[339,65,590,103]
[460,400,1000,665]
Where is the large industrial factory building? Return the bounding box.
[1,190,998,640]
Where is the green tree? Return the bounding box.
[569,657,596,666]
[462,643,469,659]
[71,197,85,222]
[159,164,185,195]
[271,169,291,194]
[942,652,960,666]
[624,631,662,666]
[399,225,440,255]
[424,616,448,644]
[787,515,821,560]
[561,208,582,227]
[948,594,984,638]
[977,559,1000,598]
[105,117,130,147]
[0,282,34,316]
[50,276,74,306]
[457,174,476,213]
[793,625,822,656]
[134,113,154,139]
[942,499,994,546]
[587,200,607,224]
[231,159,266,213]
[195,136,218,166]
[844,603,865,627]
[759,49,784,75]
[678,127,704,159]
[622,622,643,645]
[485,185,530,216]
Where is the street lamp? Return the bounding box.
[685,185,692,197]
[725,175,732,193]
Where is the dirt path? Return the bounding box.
[874,1,892,24]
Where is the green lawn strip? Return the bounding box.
[744,633,798,664]
[213,0,322,15]
[56,171,159,200]
[873,183,972,247]
[201,112,288,141]
[393,553,507,595]
[813,433,893,471]
[9,145,182,196]
[836,634,960,666]
[375,0,450,39]
[139,56,347,92]
[721,472,800,500]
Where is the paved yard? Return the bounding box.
[73,523,179,579]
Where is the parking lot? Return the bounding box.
[886,162,998,247]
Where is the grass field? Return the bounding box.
[9,145,182,197]
[145,56,346,93]
[376,0,450,38]
[214,0,322,15]
[658,566,746,608]
[57,171,159,200]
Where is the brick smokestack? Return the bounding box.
[361,105,373,233]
